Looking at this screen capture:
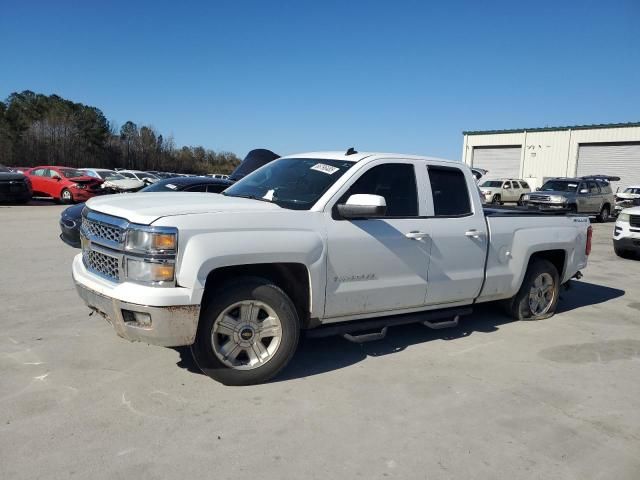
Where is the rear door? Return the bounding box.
[423,165,487,305]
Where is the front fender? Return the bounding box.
[177,229,327,318]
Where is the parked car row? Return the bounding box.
[1,159,264,204]
[58,149,281,247]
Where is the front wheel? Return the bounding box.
[503,259,560,320]
[191,277,300,386]
[60,188,73,204]
[491,194,502,205]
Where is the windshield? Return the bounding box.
[481,180,503,187]
[623,188,640,195]
[60,168,86,178]
[540,180,578,192]
[96,171,126,180]
[223,158,354,210]
[139,173,159,181]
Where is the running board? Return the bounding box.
[343,327,388,344]
[306,307,472,340]
[423,315,459,330]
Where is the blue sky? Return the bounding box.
[1,0,638,160]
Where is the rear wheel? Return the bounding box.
[191,277,300,386]
[60,188,73,204]
[504,259,560,320]
[597,205,610,223]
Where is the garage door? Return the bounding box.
[577,143,640,190]
[472,146,522,179]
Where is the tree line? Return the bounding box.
[0,91,241,174]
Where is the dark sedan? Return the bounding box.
[0,164,32,203]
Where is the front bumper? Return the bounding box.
[72,254,201,347]
[75,282,199,346]
[613,237,640,252]
[59,217,81,248]
[522,201,566,210]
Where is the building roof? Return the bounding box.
[463,121,640,136]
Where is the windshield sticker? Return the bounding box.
[263,189,275,201]
[166,183,178,190]
[311,163,340,175]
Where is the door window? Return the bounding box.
[428,166,472,216]
[340,163,418,217]
[588,181,600,194]
[31,168,46,176]
[520,181,530,189]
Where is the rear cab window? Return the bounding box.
[427,166,472,217]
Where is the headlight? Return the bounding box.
[549,195,566,203]
[125,228,177,253]
[126,258,175,283]
[522,194,530,201]
[481,190,491,195]
[618,213,630,223]
[73,183,87,190]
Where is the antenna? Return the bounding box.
[345,147,358,156]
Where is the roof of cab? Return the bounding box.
[280,151,458,164]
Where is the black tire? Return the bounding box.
[191,277,300,386]
[517,194,524,206]
[60,188,73,204]
[568,204,578,214]
[503,259,560,320]
[596,205,610,223]
[491,194,501,205]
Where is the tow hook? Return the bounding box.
[573,271,583,280]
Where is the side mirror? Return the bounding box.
[503,184,511,189]
[536,187,541,191]
[54,176,61,181]
[579,189,588,194]
[337,194,387,219]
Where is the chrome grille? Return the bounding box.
[82,217,123,244]
[83,249,120,281]
[529,194,551,201]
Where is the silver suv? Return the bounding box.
[522,175,617,222]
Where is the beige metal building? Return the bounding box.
[462,122,640,190]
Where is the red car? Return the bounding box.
[26,166,104,203]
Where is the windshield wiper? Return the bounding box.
[222,192,273,203]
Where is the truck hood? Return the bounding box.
[616,192,640,200]
[86,192,281,224]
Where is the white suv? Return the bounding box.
[479,179,531,205]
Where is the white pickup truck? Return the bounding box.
[73,151,592,385]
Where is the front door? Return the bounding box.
[324,162,431,318]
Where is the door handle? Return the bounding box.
[405,231,430,240]
[465,229,483,239]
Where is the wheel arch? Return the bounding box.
[526,249,566,282]
[202,263,313,328]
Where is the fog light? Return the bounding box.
[122,310,152,327]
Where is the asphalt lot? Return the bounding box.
[1,202,639,479]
